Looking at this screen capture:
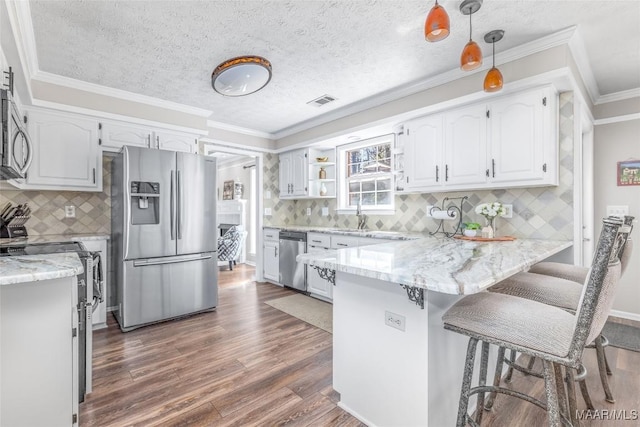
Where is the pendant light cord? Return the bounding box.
[492,38,495,67]
[469,11,472,41]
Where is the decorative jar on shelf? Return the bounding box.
[319,167,326,179]
[319,182,328,196]
[481,217,495,238]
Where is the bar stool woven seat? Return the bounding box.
[488,215,634,405]
[443,218,629,427]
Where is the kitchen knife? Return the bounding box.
[0,202,12,220]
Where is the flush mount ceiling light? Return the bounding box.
[211,56,272,97]
[425,0,450,42]
[459,0,483,71]
[484,30,505,92]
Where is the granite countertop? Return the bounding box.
[0,233,110,247]
[264,225,426,241]
[0,253,84,286]
[297,236,572,295]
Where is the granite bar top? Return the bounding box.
[264,225,425,241]
[0,253,84,286]
[297,236,572,295]
[0,233,110,247]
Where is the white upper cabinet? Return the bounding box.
[154,130,197,153]
[398,85,558,194]
[279,148,308,199]
[100,122,151,151]
[444,103,488,187]
[101,123,197,153]
[487,87,556,185]
[404,115,443,191]
[16,108,101,191]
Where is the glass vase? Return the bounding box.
[482,217,495,239]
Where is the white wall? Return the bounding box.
[594,119,640,317]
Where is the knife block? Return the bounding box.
[0,222,28,238]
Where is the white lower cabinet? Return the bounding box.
[263,229,280,283]
[307,233,332,301]
[0,276,79,426]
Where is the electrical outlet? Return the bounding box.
[385,311,406,332]
[64,205,75,218]
[502,204,513,218]
[306,208,311,216]
[321,207,329,216]
[606,205,629,218]
[264,208,272,216]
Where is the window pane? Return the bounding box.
[349,182,360,192]
[377,178,391,191]
[349,163,362,176]
[377,191,391,205]
[349,193,360,206]
[361,180,375,192]
[362,192,376,205]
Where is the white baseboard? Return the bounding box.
[610,309,640,322]
[337,402,377,427]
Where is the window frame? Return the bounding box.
[336,134,395,214]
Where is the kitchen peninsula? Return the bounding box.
[297,236,572,427]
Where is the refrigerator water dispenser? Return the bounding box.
[130,181,160,225]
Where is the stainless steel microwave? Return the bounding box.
[1,89,32,180]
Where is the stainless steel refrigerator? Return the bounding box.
[112,146,217,331]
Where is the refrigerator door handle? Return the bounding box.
[170,170,176,240]
[177,170,182,239]
[133,254,213,267]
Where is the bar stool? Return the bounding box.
[488,215,634,405]
[442,217,628,427]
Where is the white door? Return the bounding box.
[444,104,487,186]
[489,90,544,183]
[291,149,308,196]
[25,109,100,189]
[404,115,443,191]
[155,130,197,153]
[263,241,279,281]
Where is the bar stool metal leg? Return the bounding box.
[542,360,561,427]
[595,335,615,402]
[475,342,490,425]
[505,349,516,382]
[553,363,569,422]
[565,367,581,427]
[457,338,479,427]
[576,363,596,411]
[484,346,506,411]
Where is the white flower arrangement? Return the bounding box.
[475,202,506,221]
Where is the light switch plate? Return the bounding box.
[306,208,311,216]
[502,204,513,218]
[264,208,272,216]
[265,190,271,199]
[606,205,629,217]
[322,207,329,216]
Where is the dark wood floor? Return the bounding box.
[81,265,640,426]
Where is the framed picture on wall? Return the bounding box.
[617,160,640,186]
[223,180,235,200]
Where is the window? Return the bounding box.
[337,134,394,212]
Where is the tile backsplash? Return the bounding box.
[0,156,112,236]
[264,92,575,241]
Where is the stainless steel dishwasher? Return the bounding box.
[279,230,307,291]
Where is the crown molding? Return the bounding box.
[33,71,212,117]
[29,98,207,135]
[566,27,600,105]
[274,27,579,140]
[206,119,274,139]
[596,88,640,105]
[200,137,274,154]
[594,113,640,126]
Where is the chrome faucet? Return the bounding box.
[356,199,367,230]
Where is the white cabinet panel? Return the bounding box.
[405,115,443,191]
[307,244,332,301]
[155,130,197,153]
[263,241,279,282]
[101,122,151,151]
[444,104,487,186]
[331,235,360,249]
[279,149,308,199]
[22,109,101,191]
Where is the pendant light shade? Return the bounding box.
[425,0,450,42]
[483,30,505,92]
[459,0,483,71]
[460,40,482,71]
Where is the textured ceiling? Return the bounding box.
[28,0,640,135]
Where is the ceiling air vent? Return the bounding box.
[307,94,337,107]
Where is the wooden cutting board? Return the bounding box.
[453,235,517,242]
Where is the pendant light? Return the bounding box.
[459,0,483,71]
[483,30,504,92]
[425,0,450,42]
